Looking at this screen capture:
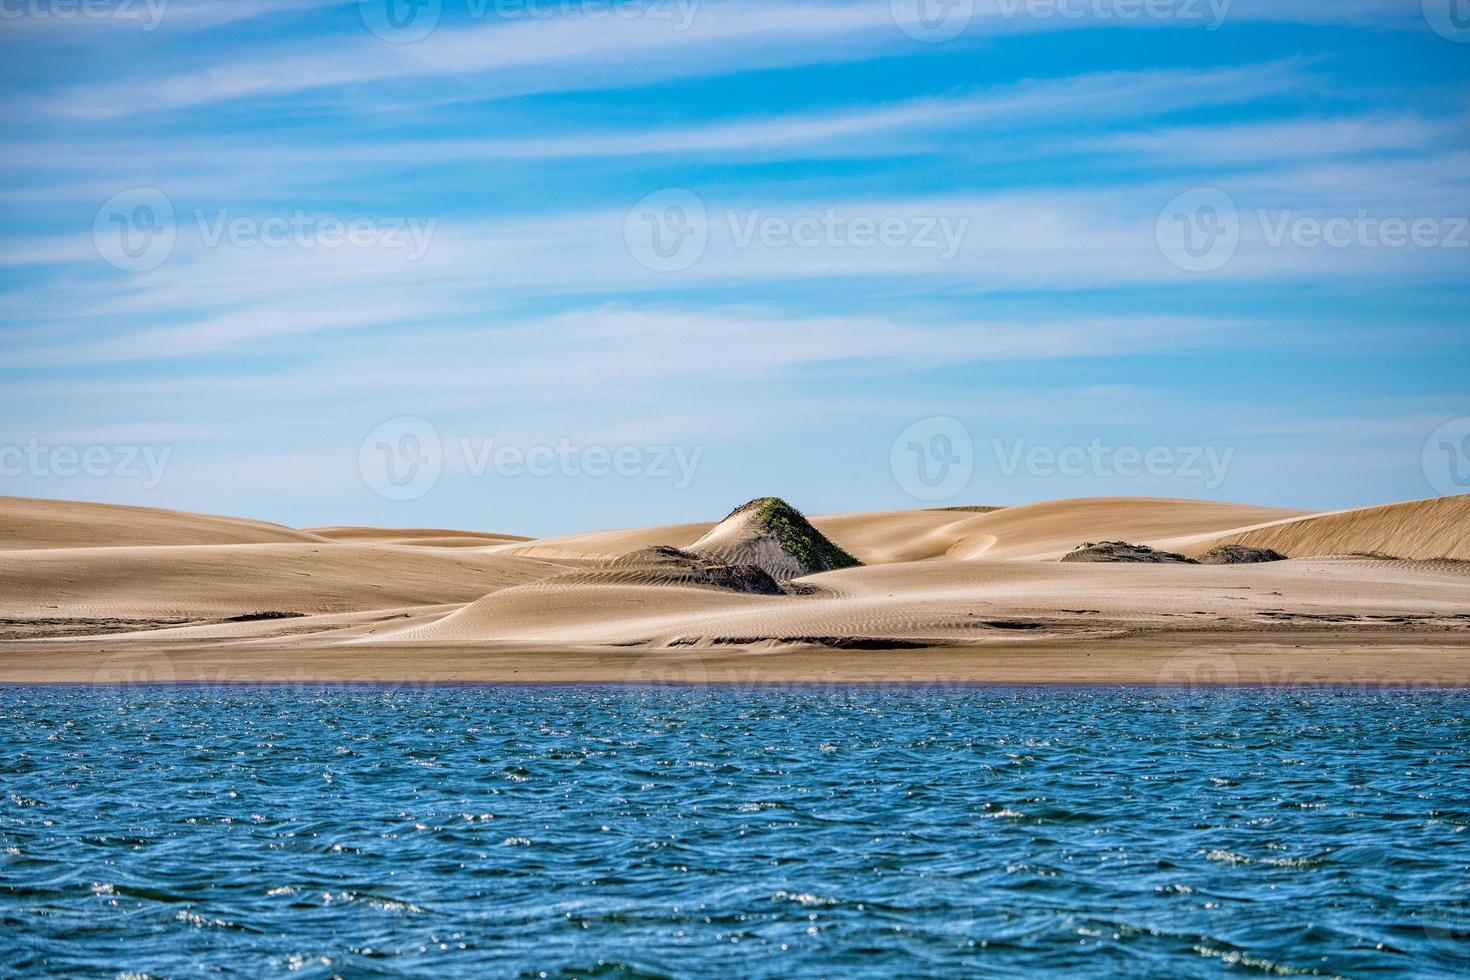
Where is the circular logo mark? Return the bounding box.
[1423,417,1470,498]
[900,870,996,947]
[359,0,442,42]
[890,417,974,502]
[92,651,177,685]
[1423,0,1470,42]
[1156,653,1240,689]
[1424,874,1470,959]
[1156,187,1240,273]
[93,188,176,272]
[358,416,442,502]
[624,188,708,273]
[626,651,710,687]
[891,0,975,42]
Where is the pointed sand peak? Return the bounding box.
[690,497,861,582]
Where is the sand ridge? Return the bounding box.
[1,493,1466,683]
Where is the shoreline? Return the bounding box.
[3,630,1467,687]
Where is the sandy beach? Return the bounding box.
[2,493,1466,686]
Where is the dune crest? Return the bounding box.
[0,495,325,550]
[1192,495,1470,561]
[2,493,1467,683]
[689,498,862,582]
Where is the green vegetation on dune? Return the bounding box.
[725,497,862,573]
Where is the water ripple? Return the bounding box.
[1,687,1468,977]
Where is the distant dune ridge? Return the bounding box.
[0,492,1467,683]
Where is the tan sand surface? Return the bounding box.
[0,495,326,549]
[935,497,1308,561]
[1182,495,1470,561]
[308,526,533,548]
[1,493,1465,684]
[0,543,571,619]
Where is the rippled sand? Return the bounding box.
[2,494,1468,684]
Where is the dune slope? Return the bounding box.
[0,544,570,619]
[1192,495,1470,561]
[0,495,326,550]
[939,497,1308,561]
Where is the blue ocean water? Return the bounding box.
[2,686,1468,978]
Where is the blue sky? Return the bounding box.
[1,0,1467,535]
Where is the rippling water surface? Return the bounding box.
[3,686,1469,977]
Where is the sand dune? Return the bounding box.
[309,526,533,548]
[930,497,1307,561]
[367,556,1470,650]
[504,498,1306,566]
[1185,495,1470,561]
[498,521,713,561]
[686,498,861,581]
[1,493,1466,683]
[0,543,570,619]
[0,495,325,550]
[499,506,1001,565]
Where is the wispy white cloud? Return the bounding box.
[34,0,1432,120]
[46,3,900,118]
[0,0,340,35]
[1091,114,1466,163]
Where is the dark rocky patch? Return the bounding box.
[1060,541,1195,564]
[224,611,307,622]
[611,546,784,596]
[669,635,937,650]
[1197,545,1288,565]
